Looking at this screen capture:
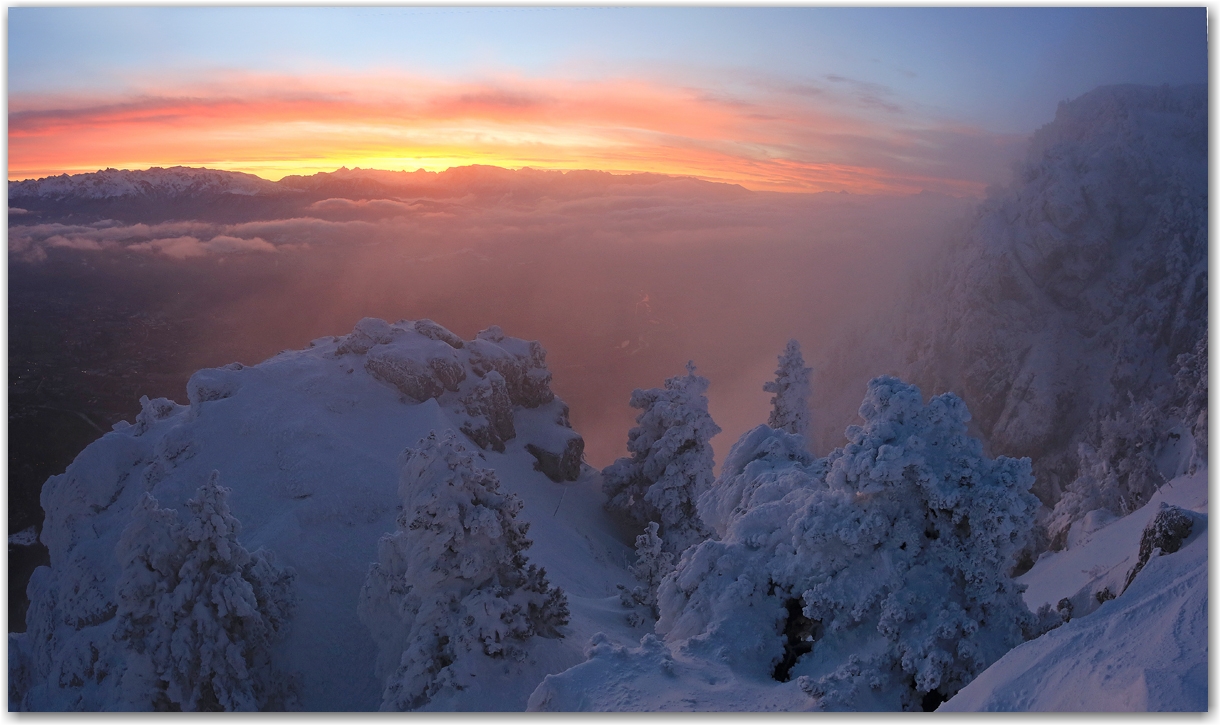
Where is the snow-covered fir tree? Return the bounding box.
[1047,399,1168,547]
[113,472,297,711]
[624,522,673,619]
[602,362,722,555]
[656,376,1041,711]
[697,424,823,539]
[764,339,813,441]
[358,430,569,712]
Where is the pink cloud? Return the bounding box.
[128,235,275,259]
[8,71,1023,195]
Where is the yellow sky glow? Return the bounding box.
[8,72,998,195]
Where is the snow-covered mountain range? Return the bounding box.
[8,164,756,228]
[9,164,746,207]
[8,167,288,201]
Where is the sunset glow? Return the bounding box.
[8,7,1206,195]
[7,7,1210,714]
[9,73,1002,194]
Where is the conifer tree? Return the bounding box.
[359,430,568,712]
[628,521,673,618]
[602,362,721,555]
[114,473,297,711]
[657,377,1041,711]
[764,339,812,440]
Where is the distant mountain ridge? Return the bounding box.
[8,166,287,201]
[10,164,750,204]
[8,164,754,226]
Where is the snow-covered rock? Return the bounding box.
[1013,466,1207,625]
[10,318,632,711]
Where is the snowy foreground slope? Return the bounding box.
[528,464,1207,712]
[9,317,1207,711]
[9,319,644,711]
[942,468,1207,711]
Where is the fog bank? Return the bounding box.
[11,177,975,468]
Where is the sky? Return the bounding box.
[7,6,1207,194]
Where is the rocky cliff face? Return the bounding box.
[898,84,1206,546]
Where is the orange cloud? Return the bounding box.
[9,72,1019,195]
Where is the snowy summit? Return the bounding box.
[11,318,633,711]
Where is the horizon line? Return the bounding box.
[6,162,978,198]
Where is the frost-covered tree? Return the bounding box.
[657,376,1041,711]
[358,430,569,712]
[113,493,185,710]
[1049,324,1207,548]
[764,340,813,440]
[622,522,673,620]
[113,472,297,711]
[602,362,721,555]
[697,424,823,539]
[1048,398,1168,547]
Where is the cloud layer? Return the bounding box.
[10,220,286,262]
[9,185,974,466]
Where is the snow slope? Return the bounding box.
[9,319,647,711]
[941,467,1207,711]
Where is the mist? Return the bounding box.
[10,173,976,470]
[11,181,976,469]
